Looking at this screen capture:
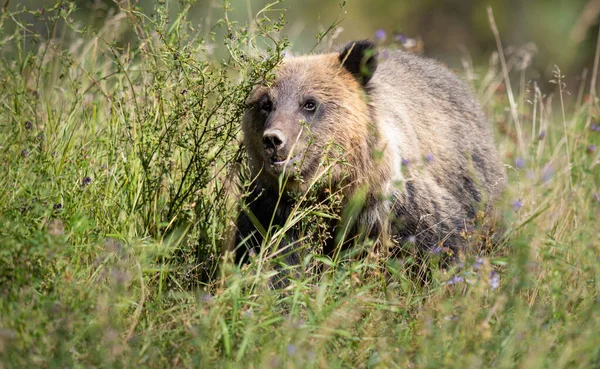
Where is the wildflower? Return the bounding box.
[25,120,32,130]
[591,123,600,132]
[287,344,296,356]
[473,258,484,270]
[512,199,522,211]
[489,270,500,290]
[21,149,29,157]
[538,130,546,140]
[425,153,434,163]
[395,33,408,44]
[201,293,214,303]
[53,203,62,211]
[514,157,525,169]
[588,144,596,153]
[446,275,464,285]
[430,246,445,255]
[374,29,386,42]
[401,158,410,167]
[406,235,416,244]
[82,177,92,186]
[181,89,187,95]
[594,192,600,203]
[542,165,554,183]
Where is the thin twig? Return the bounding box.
[487,6,525,155]
[585,27,600,131]
[125,261,146,342]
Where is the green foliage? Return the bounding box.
[1,1,599,368]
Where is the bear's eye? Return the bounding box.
[303,100,317,112]
[258,97,272,113]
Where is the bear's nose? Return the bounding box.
[263,129,287,151]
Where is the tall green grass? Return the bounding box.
[0,2,599,368]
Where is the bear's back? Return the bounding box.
[371,50,505,205]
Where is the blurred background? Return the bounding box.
[9,0,600,91]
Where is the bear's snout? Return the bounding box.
[262,129,287,154]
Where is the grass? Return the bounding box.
[1,1,599,368]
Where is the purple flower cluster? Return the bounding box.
[514,157,525,169]
[591,123,600,132]
[396,33,408,44]
[513,199,523,211]
[538,131,546,140]
[489,271,500,290]
[446,275,464,285]
[374,29,386,42]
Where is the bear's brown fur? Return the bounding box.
[234,40,505,266]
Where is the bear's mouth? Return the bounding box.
[271,153,303,166]
[266,153,304,176]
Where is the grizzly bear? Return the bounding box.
[234,40,505,267]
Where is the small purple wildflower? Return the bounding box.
[287,344,296,356]
[513,199,522,212]
[425,153,434,163]
[53,203,62,211]
[201,293,214,303]
[395,33,408,44]
[25,121,32,130]
[594,192,600,203]
[446,275,464,285]
[401,158,410,167]
[473,258,484,270]
[430,246,444,255]
[542,165,554,183]
[514,157,525,169]
[406,235,416,244]
[587,144,596,153]
[591,123,600,132]
[489,270,500,290]
[21,149,29,158]
[538,130,546,140]
[82,177,92,186]
[374,29,386,42]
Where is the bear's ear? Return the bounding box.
[338,40,377,85]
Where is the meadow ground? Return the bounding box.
[0,2,599,368]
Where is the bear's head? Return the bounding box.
[242,41,378,193]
